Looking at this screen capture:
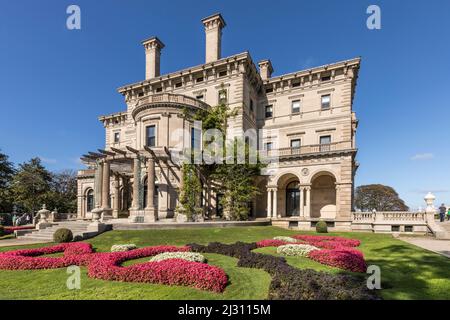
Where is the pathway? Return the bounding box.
[400,236,450,258]
[0,238,50,248]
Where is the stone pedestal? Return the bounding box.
[144,208,158,222]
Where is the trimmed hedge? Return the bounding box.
[316,220,328,233]
[53,228,73,243]
[189,241,378,300]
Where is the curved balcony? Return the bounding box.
[132,93,209,120]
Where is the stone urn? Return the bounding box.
[424,192,437,225]
[37,204,50,223]
[91,205,103,222]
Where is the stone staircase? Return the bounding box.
[18,221,94,242]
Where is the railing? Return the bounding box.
[137,93,210,110]
[352,211,426,223]
[267,141,353,157]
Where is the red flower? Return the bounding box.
[0,243,228,292]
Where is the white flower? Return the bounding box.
[150,252,206,263]
[111,244,137,252]
[277,244,319,257]
[273,236,298,243]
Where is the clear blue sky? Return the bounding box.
[1,0,449,209]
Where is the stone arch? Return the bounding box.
[276,173,302,217]
[84,188,95,216]
[310,171,337,219]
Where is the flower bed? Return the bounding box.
[256,235,366,272]
[293,235,361,249]
[256,239,289,248]
[150,252,206,263]
[0,242,94,270]
[190,241,377,300]
[111,244,137,252]
[0,243,228,292]
[308,247,367,273]
[87,246,226,292]
[276,244,319,257]
[2,226,35,235]
[273,236,298,243]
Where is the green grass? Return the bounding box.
[0,226,449,300]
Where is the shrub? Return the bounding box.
[111,244,137,252]
[316,220,328,233]
[276,244,319,257]
[53,228,73,243]
[150,252,206,263]
[273,236,297,243]
[0,226,4,237]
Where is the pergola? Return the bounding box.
[80,146,182,222]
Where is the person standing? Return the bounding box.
[438,203,446,222]
[447,207,450,221]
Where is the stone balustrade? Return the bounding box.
[351,210,428,234]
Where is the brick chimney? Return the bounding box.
[142,36,165,80]
[258,59,274,81]
[201,13,226,63]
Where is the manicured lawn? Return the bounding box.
[0,226,449,300]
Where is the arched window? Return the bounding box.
[86,189,95,212]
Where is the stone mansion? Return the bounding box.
[77,13,360,230]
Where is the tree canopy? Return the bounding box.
[355,184,409,212]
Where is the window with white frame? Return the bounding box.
[218,90,227,104]
[265,105,273,118]
[113,132,120,144]
[291,100,301,114]
[290,139,301,149]
[321,94,331,109]
[146,125,156,147]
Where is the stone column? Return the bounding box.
[94,162,103,209]
[131,158,140,210]
[305,186,311,218]
[267,189,272,218]
[299,187,305,217]
[273,188,278,218]
[146,159,155,208]
[101,161,112,219]
[113,174,120,218]
[335,184,341,218]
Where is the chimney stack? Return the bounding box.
[142,36,165,80]
[258,60,274,81]
[201,13,226,63]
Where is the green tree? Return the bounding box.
[177,163,203,220]
[355,184,409,212]
[0,149,15,212]
[50,170,78,213]
[11,158,52,213]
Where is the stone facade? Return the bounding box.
[77,13,360,229]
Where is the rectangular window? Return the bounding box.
[264,142,273,151]
[175,82,182,88]
[290,139,301,149]
[191,127,201,150]
[196,77,204,83]
[218,90,227,104]
[265,87,273,93]
[113,132,120,144]
[292,81,300,88]
[321,74,331,82]
[218,70,227,77]
[156,87,162,93]
[291,100,301,114]
[321,94,331,109]
[265,105,273,118]
[196,94,204,101]
[320,135,331,152]
[146,125,156,147]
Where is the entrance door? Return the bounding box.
[286,181,300,216]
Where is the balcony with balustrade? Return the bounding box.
[265,140,355,160]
